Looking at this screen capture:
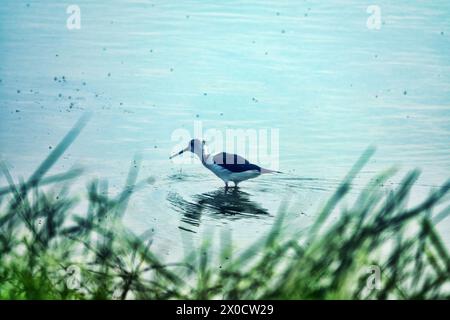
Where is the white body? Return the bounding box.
[203,154,260,185]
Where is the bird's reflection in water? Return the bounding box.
[167,188,269,233]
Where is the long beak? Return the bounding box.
[169,147,189,159]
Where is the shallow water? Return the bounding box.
[1,0,450,259]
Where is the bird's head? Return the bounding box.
[169,139,205,159]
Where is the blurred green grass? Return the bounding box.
[1,115,450,300]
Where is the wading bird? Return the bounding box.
[170,139,280,188]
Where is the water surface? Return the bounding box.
[1,0,450,259]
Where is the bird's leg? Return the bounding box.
[234,182,239,188]
[224,182,229,191]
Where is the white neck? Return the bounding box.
[193,146,209,164]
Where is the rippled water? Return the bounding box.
[1,0,450,259]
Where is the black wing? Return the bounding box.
[212,152,261,173]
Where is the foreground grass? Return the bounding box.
[1,116,450,299]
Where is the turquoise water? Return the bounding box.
[1,1,450,258]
